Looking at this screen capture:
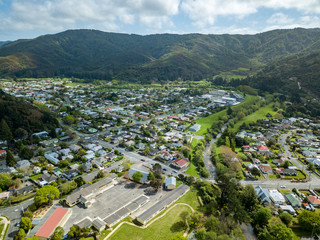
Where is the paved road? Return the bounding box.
[0,199,33,240]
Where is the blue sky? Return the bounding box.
[0,0,320,41]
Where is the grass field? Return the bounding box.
[176,188,200,210]
[108,205,192,240]
[195,95,259,136]
[185,163,200,177]
[232,103,277,132]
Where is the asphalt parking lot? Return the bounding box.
[63,179,171,231]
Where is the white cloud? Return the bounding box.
[267,13,294,25]
[0,0,181,32]
[181,0,320,27]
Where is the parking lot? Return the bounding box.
[63,179,173,231]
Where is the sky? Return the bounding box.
[0,0,320,41]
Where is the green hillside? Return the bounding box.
[0,89,59,140]
[246,50,320,97]
[0,28,320,82]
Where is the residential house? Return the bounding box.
[0,150,6,158]
[269,190,285,205]
[40,172,57,186]
[254,186,271,204]
[259,164,273,174]
[84,151,95,161]
[307,196,320,207]
[160,152,174,161]
[284,193,302,208]
[0,192,10,200]
[164,177,176,190]
[16,185,34,195]
[171,159,188,169]
[82,162,92,172]
[45,152,60,165]
[279,168,297,176]
[16,160,31,171]
[69,144,82,153]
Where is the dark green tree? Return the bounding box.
[132,171,144,183]
[0,119,13,141]
[6,150,16,167]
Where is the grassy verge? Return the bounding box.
[195,95,259,136]
[232,103,276,132]
[176,188,200,210]
[108,204,192,240]
[185,163,200,178]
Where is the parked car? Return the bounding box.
[141,159,146,162]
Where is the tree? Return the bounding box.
[195,229,206,240]
[20,217,32,232]
[51,226,64,240]
[269,223,295,240]
[14,128,28,140]
[23,210,33,219]
[150,178,163,191]
[60,181,77,195]
[152,163,162,178]
[251,167,261,177]
[132,171,144,183]
[240,185,258,213]
[279,212,293,226]
[199,167,210,178]
[34,185,60,207]
[298,210,320,233]
[6,150,16,167]
[74,177,85,187]
[188,212,203,228]
[283,160,290,169]
[0,119,13,141]
[122,160,131,171]
[147,171,155,181]
[17,229,26,240]
[253,206,272,227]
[97,170,104,179]
[19,146,34,160]
[67,225,81,239]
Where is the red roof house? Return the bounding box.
[171,159,188,169]
[35,208,71,239]
[258,145,269,152]
[0,150,6,158]
[307,196,320,207]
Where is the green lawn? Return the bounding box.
[185,163,200,178]
[269,174,278,179]
[176,188,200,210]
[108,204,192,240]
[30,174,41,181]
[99,230,111,240]
[192,138,198,148]
[232,103,277,132]
[282,171,306,179]
[195,95,259,136]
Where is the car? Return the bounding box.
[173,170,178,173]
[163,168,167,171]
[141,159,146,162]
[15,222,20,227]
[280,185,286,189]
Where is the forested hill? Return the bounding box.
[246,49,320,97]
[0,41,10,47]
[0,28,320,82]
[0,89,59,141]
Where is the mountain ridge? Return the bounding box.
[0,28,320,83]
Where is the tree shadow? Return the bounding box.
[170,221,186,233]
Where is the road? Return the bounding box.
[0,199,33,239]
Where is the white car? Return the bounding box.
[280,185,286,189]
